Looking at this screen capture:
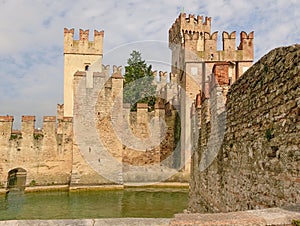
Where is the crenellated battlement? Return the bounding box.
[158,71,168,83]
[43,116,56,122]
[239,31,254,41]
[22,115,35,122]
[102,65,110,76]
[73,64,124,102]
[222,31,236,39]
[169,14,254,62]
[238,31,254,60]
[0,114,76,135]
[137,103,148,110]
[133,102,166,120]
[64,28,104,117]
[169,13,211,47]
[0,116,14,122]
[184,30,254,61]
[222,31,236,52]
[111,65,123,79]
[153,71,178,84]
[0,115,54,141]
[73,65,123,80]
[64,28,104,55]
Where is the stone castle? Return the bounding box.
[0,13,255,190]
[188,44,300,213]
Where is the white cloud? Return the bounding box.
[0,0,299,128]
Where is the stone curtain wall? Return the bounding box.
[0,67,179,188]
[122,106,176,167]
[189,45,300,213]
[71,70,119,186]
[72,68,178,185]
[0,115,73,188]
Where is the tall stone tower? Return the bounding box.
[63,28,104,117]
[168,13,254,171]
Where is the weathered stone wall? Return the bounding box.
[0,67,180,189]
[71,69,118,186]
[189,45,300,212]
[71,67,180,185]
[122,104,176,167]
[64,28,104,117]
[169,13,254,173]
[0,114,73,188]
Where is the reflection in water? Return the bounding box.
[0,191,25,219]
[0,188,188,220]
[0,193,8,211]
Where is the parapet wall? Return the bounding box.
[0,62,181,188]
[0,113,73,188]
[169,13,254,62]
[189,44,300,212]
[122,103,176,167]
[71,66,180,184]
[184,30,254,61]
[169,13,211,47]
[64,28,104,55]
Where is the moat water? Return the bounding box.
[0,188,188,220]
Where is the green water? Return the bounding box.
[0,188,188,220]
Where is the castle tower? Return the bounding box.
[64,28,104,117]
[169,13,212,171]
[168,13,254,171]
[169,13,254,92]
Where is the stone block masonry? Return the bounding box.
[189,44,300,213]
[0,67,181,189]
[72,67,179,185]
[169,13,254,172]
[0,14,257,189]
[0,113,73,188]
[64,28,104,117]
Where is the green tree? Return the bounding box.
[123,50,156,111]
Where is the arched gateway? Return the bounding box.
[7,168,27,191]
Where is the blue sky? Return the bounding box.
[0,0,299,128]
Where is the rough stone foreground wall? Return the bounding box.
[189,45,300,212]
